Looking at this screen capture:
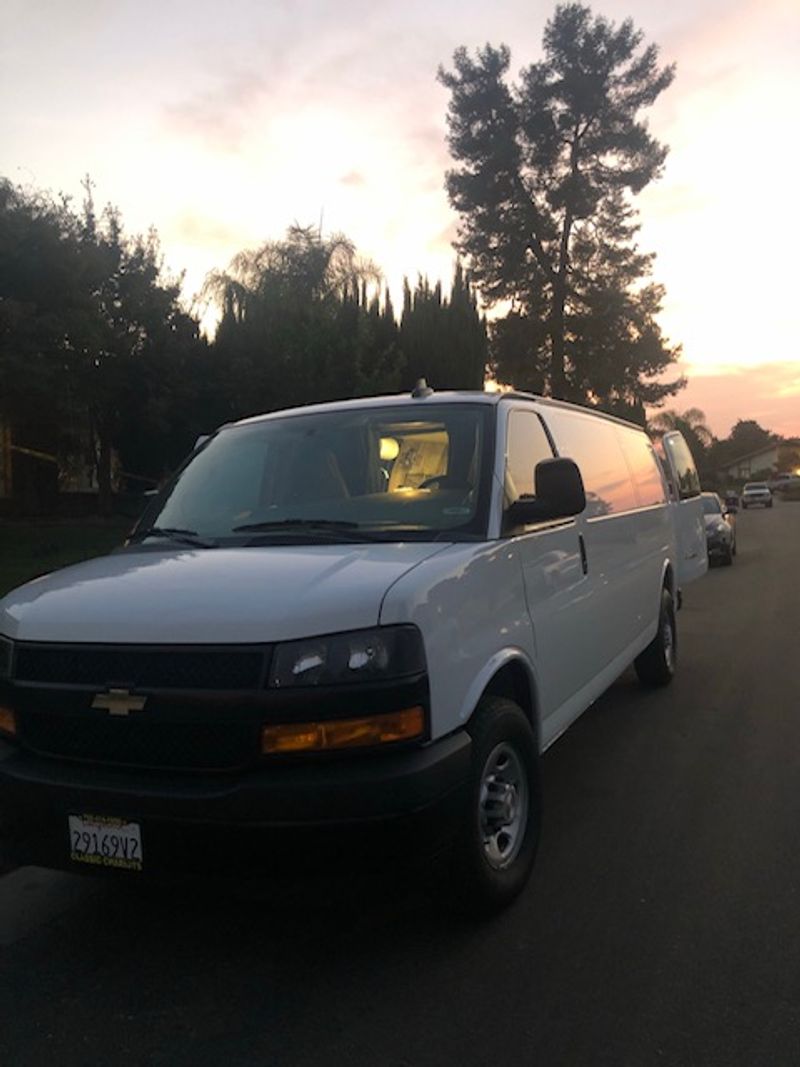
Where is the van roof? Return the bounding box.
[228,389,645,433]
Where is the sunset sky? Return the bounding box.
[3,0,798,437]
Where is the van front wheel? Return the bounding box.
[445,697,540,915]
[635,588,676,688]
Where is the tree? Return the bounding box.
[649,407,712,446]
[205,225,403,416]
[0,175,209,511]
[705,418,778,482]
[70,181,207,509]
[399,263,488,390]
[725,419,776,458]
[438,3,683,408]
[0,180,89,509]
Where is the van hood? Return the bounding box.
[0,543,448,644]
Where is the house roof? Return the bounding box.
[723,439,800,468]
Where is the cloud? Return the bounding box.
[430,219,459,251]
[660,361,800,438]
[640,181,710,219]
[339,170,366,186]
[170,213,247,250]
[163,71,270,153]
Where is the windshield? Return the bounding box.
[138,403,493,543]
[744,483,767,491]
[702,496,721,515]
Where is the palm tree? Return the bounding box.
[200,226,397,416]
[649,407,712,443]
[648,408,713,469]
[203,225,380,323]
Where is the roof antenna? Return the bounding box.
[411,377,433,398]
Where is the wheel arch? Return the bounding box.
[662,560,675,597]
[460,650,541,752]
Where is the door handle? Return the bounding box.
[578,533,588,575]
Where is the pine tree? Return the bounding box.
[399,264,487,390]
[439,3,683,409]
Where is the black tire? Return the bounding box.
[635,588,677,688]
[444,696,540,915]
[722,544,734,566]
[767,500,773,508]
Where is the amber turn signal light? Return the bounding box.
[262,706,425,754]
[0,706,17,738]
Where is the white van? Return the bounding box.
[0,388,706,911]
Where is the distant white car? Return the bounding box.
[741,482,773,508]
[768,473,800,493]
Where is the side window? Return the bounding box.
[617,429,668,507]
[550,414,638,517]
[662,434,702,499]
[504,410,554,505]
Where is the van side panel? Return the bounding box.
[508,517,590,722]
[540,408,673,701]
[378,542,539,742]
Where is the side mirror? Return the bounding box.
[507,457,586,525]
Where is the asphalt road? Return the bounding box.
[1,501,799,1066]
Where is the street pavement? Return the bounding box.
[1,500,798,1066]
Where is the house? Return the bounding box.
[720,440,800,481]
[0,421,101,500]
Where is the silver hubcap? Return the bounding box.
[479,742,529,870]
[663,615,675,671]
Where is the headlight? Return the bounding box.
[0,636,12,680]
[269,625,426,688]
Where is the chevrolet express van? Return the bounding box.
[0,388,706,911]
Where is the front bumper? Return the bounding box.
[0,730,471,876]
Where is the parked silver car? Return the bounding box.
[702,492,736,565]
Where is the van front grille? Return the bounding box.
[13,644,268,691]
[19,710,258,771]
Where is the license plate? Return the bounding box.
[68,814,143,872]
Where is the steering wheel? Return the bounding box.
[419,475,472,490]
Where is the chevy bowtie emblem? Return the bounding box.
[91,688,147,716]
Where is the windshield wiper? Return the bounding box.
[232,519,383,542]
[128,526,217,549]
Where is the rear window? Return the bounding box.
[702,496,721,515]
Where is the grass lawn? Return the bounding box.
[0,519,132,598]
